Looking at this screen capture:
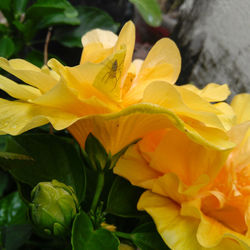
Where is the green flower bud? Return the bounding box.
[30,180,78,237]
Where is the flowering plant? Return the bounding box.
[0,20,249,250]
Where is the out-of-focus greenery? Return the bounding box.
[0,0,162,67]
[0,0,119,66]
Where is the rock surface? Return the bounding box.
[174,0,250,97]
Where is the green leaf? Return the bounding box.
[131,222,169,250]
[0,0,12,22]
[0,0,11,12]
[25,49,44,67]
[0,171,9,197]
[0,192,27,226]
[71,210,119,250]
[36,13,80,29]
[0,36,15,58]
[0,151,33,161]
[0,134,86,203]
[1,224,32,250]
[53,6,119,48]
[85,133,108,170]
[106,176,144,217]
[12,0,29,18]
[26,0,80,29]
[0,24,8,34]
[129,0,162,27]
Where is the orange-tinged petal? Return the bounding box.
[138,192,249,250]
[183,83,231,102]
[149,128,229,184]
[231,93,250,124]
[0,99,78,135]
[0,75,41,100]
[0,58,57,92]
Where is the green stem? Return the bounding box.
[115,231,132,240]
[90,171,105,212]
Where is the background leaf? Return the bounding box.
[12,0,29,18]
[106,176,144,217]
[0,36,15,58]
[0,191,27,226]
[0,134,86,203]
[53,6,119,48]
[131,222,170,250]
[71,210,120,250]
[1,224,32,250]
[26,0,79,29]
[129,0,162,27]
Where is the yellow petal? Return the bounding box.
[114,145,162,190]
[231,93,250,124]
[139,38,181,84]
[137,191,203,250]
[93,48,126,101]
[68,104,184,154]
[48,58,119,111]
[183,83,231,102]
[213,102,236,131]
[68,103,234,155]
[183,120,235,150]
[31,80,111,116]
[114,21,135,80]
[81,29,117,64]
[0,58,57,92]
[0,99,78,135]
[0,75,41,100]
[81,29,118,48]
[143,81,226,131]
[81,43,114,64]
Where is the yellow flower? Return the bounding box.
[115,93,250,249]
[0,21,234,155]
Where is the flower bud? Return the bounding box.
[30,180,78,237]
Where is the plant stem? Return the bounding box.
[115,231,132,240]
[90,171,105,212]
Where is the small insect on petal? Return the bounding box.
[93,49,126,100]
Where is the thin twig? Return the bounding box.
[44,26,54,135]
[44,26,53,65]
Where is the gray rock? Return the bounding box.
[173,0,250,97]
